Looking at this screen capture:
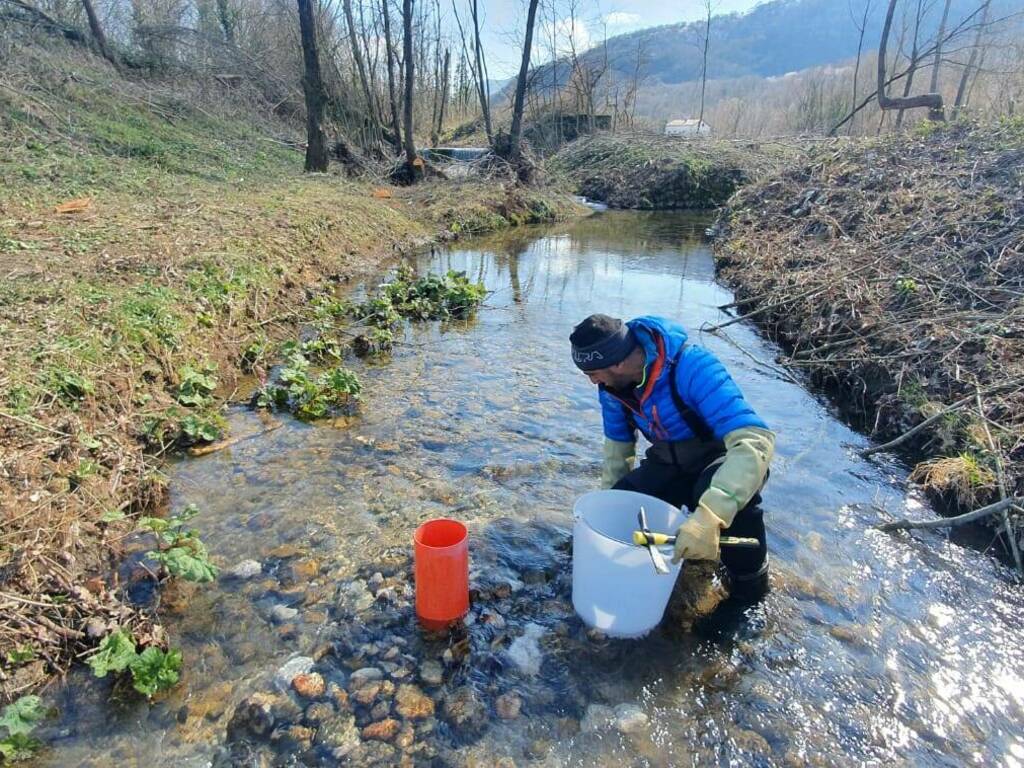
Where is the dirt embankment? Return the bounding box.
[714,121,1024,542]
[0,43,585,700]
[549,134,796,209]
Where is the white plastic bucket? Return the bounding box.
[571,489,685,638]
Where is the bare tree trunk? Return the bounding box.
[80,0,118,67]
[435,48,450,144]
[896,0,925,128]
[343,0,379,135]
[953,0,992,115]
[402,0,418,168]
[215,0,235,44]
[381,0,403,152]
[877,0,944,118]
[699,0,712,129]
[470,0,493,145]
[297,0,329,172]
[929,0,952,93]
[507,0,540,164]
[849,0,872,134]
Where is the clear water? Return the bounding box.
[36,211,1024,767]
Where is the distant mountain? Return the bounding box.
[532,0,1020,88]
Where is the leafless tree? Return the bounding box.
[927,0,952,118]
[80,0,118,67]
[469,0,492,144]
[953,0,992,115]
[848,0,873,134]
[297,0,329,171]
[402,0,417,167]
[506,0,541,165]
[876,0,944,119]
[381,0,403,151]
[698,0,713,128]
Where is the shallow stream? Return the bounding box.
[36,211,1024,767]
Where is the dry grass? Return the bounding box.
[0,40,584,701]
[715,119,1024,544]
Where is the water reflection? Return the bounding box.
[37,211,1024,767]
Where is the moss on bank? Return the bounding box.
[548,134,796,209]
[0,44,584,700]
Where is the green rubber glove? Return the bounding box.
[697,427,775,527]
[601,438,636,489]
[672,504,725,563]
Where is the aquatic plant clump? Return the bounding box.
[256,352,362,421]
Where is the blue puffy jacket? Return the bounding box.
[599,316,767,443]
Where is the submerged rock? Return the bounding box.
[419,660,443,686]
[226,560,262,580]
[581,704,615,733]
[613,703,649,734]
[495,692,522,720]
[361,718,400,742]
[292,673,325,699]
[395,685,434,720]
[442,686,487,734]
[314,714,360,757]
[274,656,314,692]
[350,666,384,686]
[270,604,298,623]
[506,623,546,676]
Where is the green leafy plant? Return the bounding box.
[179,413,224,444]
[256,352,361,421]
[50,369,93,402]
[177,363,218,407]
[0,695,47,761]
[85,630,182,698]
[4,646,36,666]
[86,629,137,678]
[240,339,266,372]
[139,504,219,583]
[128,647,182,697]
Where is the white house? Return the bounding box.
[665,118,712,136]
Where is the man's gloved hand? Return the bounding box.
[672,504,726,563]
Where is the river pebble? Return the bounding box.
[419,660,443,686]
[226,560,262,580]
[269,605,298,623]
[614,703,649,734]
[362,718,400,742]
[273,656,314,691]
[581,704,615,733]
[506,622,545,676]
[291,673,325,699]
[495,692,522,720]
[395,684,434,720]
[350,666,384,686]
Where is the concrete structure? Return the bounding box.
[665,118,711,136]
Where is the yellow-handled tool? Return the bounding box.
[631,531,760,548]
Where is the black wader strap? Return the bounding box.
[668,346,715,442]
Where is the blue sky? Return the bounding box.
[475,0,766,77]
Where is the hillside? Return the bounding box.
[532,0,1020,89]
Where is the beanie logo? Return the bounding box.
[573,349,604,364]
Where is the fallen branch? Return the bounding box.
[187,421,283,457]
[859,377,1024,458]
[876,496,1021,532]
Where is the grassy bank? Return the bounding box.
[715,121,1023,545]
[0,43,583,702]
[548,134,796,209]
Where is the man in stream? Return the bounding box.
[570,314,775,603]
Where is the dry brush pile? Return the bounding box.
[715,120,1024,548]
[549,134,799,210]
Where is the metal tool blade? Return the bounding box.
[638,505,670,575]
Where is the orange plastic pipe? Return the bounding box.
[414,518,469,631]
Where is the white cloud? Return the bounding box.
[604,11,643,30]
[540,16,593,57]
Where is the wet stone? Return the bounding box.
[288,558,320,584]
[396,722,416,750]
[226,559,262,580]
[362,718,400,742]
[274,656,314,692]
[614,703,649,734]
[303,702,335,726]
[292,673,326,699]
[527,738,552,759]
[315,715,360,756]
[267,544,304,559]
[395,685,434,720]
[442,686,487,734]
[581,704,615,733]
[370,701,392,720]
[419,661,443,686]
[270,604,298,623]
[350,667,384,686]
[352,682,382,706]
[523,569,548,585]
[495,692,522,720]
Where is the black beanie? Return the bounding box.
[570,314,637,371]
